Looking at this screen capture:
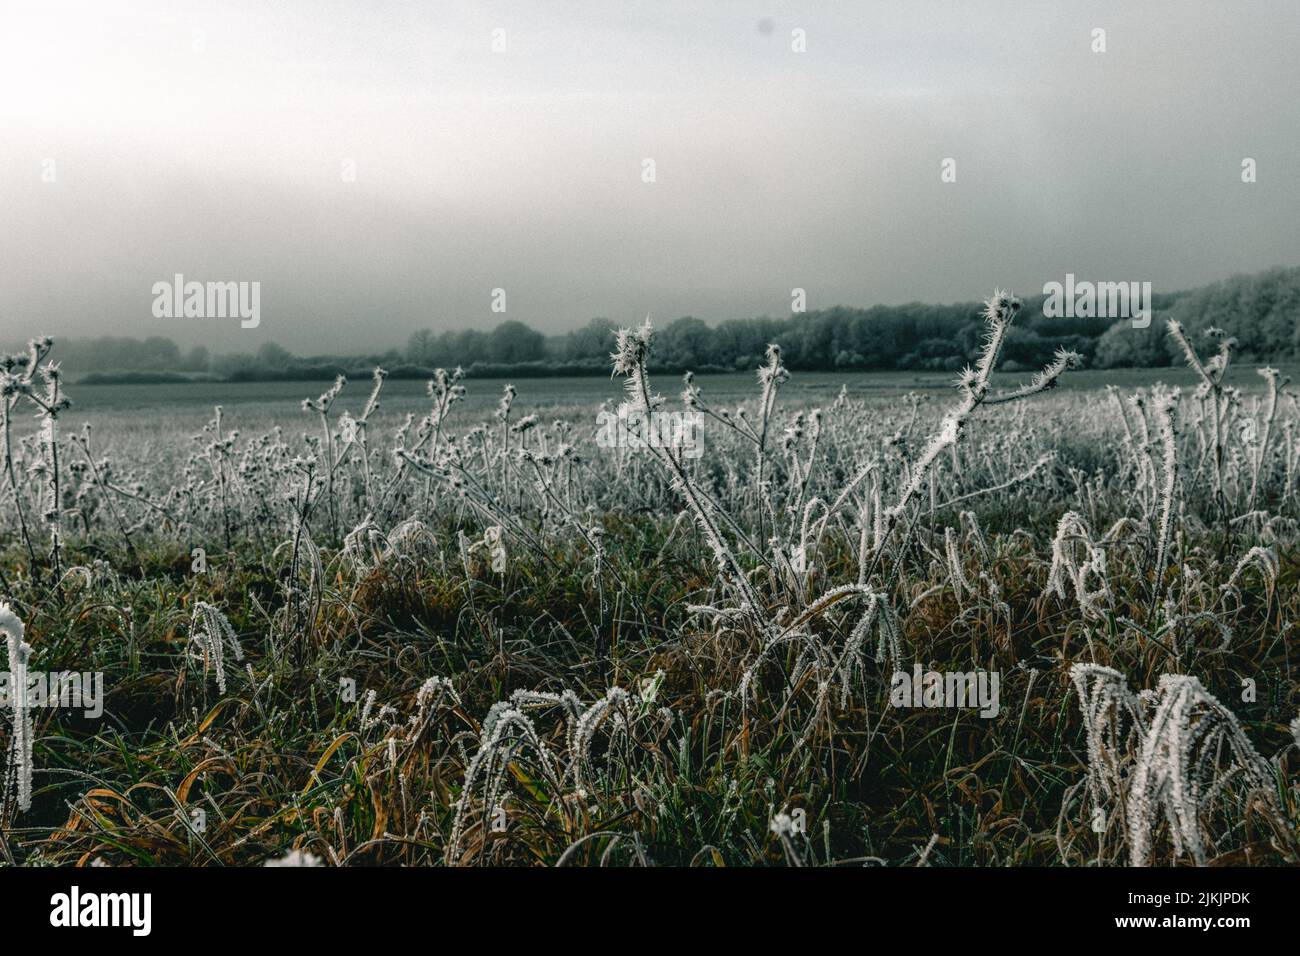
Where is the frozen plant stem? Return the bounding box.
[611,320,770,631]
[1166,320,1233,528]
[1148,387,1180,613]
[0,603,33,818]
[869,291,1079,580]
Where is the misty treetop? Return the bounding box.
[27,265,1300,383]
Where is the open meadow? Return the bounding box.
[1,299,1297,867]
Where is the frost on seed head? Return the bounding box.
[1070,663,1281,866]
[189,601,244,694]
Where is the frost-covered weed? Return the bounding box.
[1070,663,1284,866]
[188,601,244,693]
[0,603,33,815]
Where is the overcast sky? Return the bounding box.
[2,0,1297,354]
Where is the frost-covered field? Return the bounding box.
[1,293,1298,866]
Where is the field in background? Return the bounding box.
[68,364,1300,437]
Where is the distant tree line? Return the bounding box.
[397,268,1300,374]
[22,337,213,374]
[23,266,1300,383]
